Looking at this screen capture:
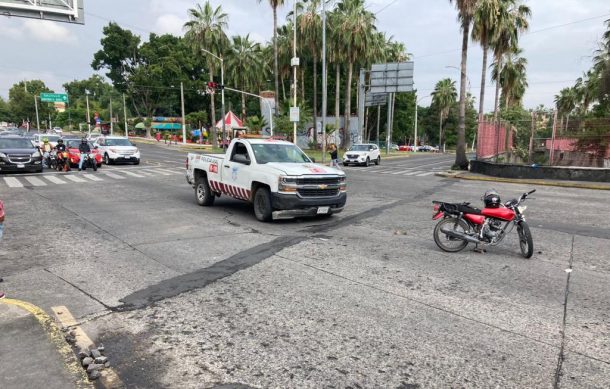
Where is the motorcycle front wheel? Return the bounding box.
[433,217,470,253]
[517,222,534,259]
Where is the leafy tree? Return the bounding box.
[0,97,13,123]
[8,80,54,128]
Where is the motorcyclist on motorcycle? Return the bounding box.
[54,139,69,171]
[78,138,91,171]
[55,138,66,152]
[41,138,52,168]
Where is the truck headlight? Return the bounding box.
[338,176,347,192]
[278,176,298,193]
[0,152,6,159]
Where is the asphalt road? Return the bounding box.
[1,143,608,388]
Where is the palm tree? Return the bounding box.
[226,35,266,120]
[431,79,458,148]
[258,0,285,116]
[328,8,345,144]
[298,0,322,146]
[184,1,229,148]
[575,71,599,115]
[492,48,528,109]
[554,87,578,132]
[449,0,478,169]
[472,0,500,121]
[336,0,376,147]
[490,0,531,120]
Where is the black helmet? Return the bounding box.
[81,137,87,143]
[483,189,502,208]
[57,139,63,143]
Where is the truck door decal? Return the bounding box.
[209,180,250,201]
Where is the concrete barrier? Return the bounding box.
[470,160,610,182]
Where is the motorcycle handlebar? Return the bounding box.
[528,189,536,195]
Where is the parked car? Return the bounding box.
[343,143,381,167]
[0,135,43,173]
[378,142,400,151]
[65,139,103,168]
[51,127,63,135]
[94,136,140,165]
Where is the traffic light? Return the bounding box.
[207,82,224,90]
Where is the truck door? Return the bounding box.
[222,141,253,201]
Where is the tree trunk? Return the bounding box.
[335,63,341,143]
[439,113,443,147]
[312,53,318,147]
[493,55,503,123]
[455,25,469,169]
[281,77,286,102]
[478,41,488,121]
[344,61,354,149]
[209,68,218,148]
[301,68,305,103]
[273,6,280,116]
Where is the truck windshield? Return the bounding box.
[251,144,311,164]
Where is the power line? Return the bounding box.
[373,0,400,15]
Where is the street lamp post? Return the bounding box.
[85,90,91,135]
[224,87,273,135]
[201,48,226,146]
[123,94,128,137]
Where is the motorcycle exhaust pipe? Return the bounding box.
[440,228,480,244]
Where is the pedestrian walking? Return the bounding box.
[329,143,340,169]
[155,132,161,142]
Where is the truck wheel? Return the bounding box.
[253,187,273,222]
[195,176,215,206]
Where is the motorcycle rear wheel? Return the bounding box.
[433,218,470,253]
[517,222,534,259]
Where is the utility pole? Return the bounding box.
[376,105,381,147]
[321,0,327,162]
[292,0,298,145]
[528,111,536,164]
[85,90,91,135]
[386,93,392,155]
[181,82,187,145]
[220,58,226,146]
[109,96,114,135]
[34,95,40,132]
[123,94,128,137]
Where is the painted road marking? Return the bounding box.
[416,172,436,177]
[148,169,172,176]
[102,172,125,179]
[24,176,47,186]
[390,170,412,175]
[82,174,104,182]
[3,177,24,187]
[1,299,92,388]
[64,175,87,183]
[121,171,145,178]
[44,176,67,185]
[154,168,177,174]
[404,171,422,176]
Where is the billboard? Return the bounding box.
[0,0,84,24]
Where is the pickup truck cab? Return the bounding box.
[186,138,347,222]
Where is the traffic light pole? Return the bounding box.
[220,56,226,146]
[224,87,273,135]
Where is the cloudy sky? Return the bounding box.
[0,0,608,111]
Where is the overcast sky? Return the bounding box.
[0,0,609,111]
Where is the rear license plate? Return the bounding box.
[317,206,330,214]
[17,164,25,168]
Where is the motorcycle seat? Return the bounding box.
[435,202,482,215]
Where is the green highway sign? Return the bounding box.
[40,93,69,103]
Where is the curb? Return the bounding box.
[1,299,93,388]
[435,171,610,191]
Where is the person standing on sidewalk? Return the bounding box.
[0,199,5,299]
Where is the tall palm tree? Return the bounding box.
[226,35,266,120]
[492,48,528,109]
[554,87,578,132]
[431,79,458,147]
[336,0,376,147]
[449,0,478,169]
[184,1,229,147]
[490,0,531,120]
[472,0,500,120]
[298,0,322,145]
[276,23,294,101]
[575,70,599,115]
[328,8,345,144]
[258,0,285,116]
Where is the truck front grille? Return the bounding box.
[298,188,340,197]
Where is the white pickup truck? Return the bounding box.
[186,138,347,221]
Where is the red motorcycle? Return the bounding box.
[432,189,536,258]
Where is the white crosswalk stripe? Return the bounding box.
[44,176,67,185]
[147,169,172,176]
[64,175,86,183]
[121,171,145,178]
[25,177,47,186]
[390,170,413,175]
[403,171,422,176]
[154,168,177,174]
[102,172,125,179]
[416,172,436,177]
[82,174,104,182]
[4,177,23,188]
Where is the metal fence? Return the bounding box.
[476,116,610,168]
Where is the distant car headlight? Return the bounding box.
[0,152,6,158]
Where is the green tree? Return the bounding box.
[472,0,500,120]
[449,0,478,169]
[492,48,528,109]
[432,79,458,147]
[0,97,13,123]
[184,1,229,147]
[226,34,266,120]
[257,0,285,117]
[8,80,54,129]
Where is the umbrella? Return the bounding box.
[215,111,244,129]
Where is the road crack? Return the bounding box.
[553,235,575,389]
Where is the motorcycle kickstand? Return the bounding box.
[473,244,486,254]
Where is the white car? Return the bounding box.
[87,132,103,144]
[31,133,61,148]
[94,136,141,165]
[51,127,63,135]
[343,144,381,167]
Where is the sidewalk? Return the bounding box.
[436,170,610,190]
[0,299,91,389]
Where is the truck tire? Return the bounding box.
[253,187,273,222]
[195,175,215,206]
